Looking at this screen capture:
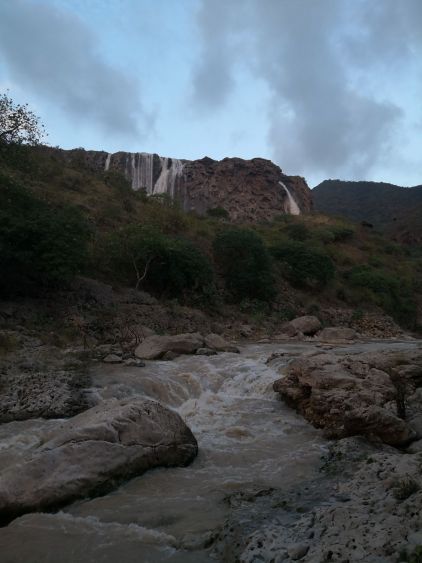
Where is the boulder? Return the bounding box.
[290,315,321,335]
[196,348,218,356]
[318,327,357,341]
[273,349,422,446]
[204,333,239,353]
[134,333,204,360]
[0,398,198,524]
[102,353,122,364]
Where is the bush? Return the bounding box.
[213,229,275,302]
[101,225,215,300]
[0,175,90,294]
[346,265,416,328]
[271,240,335,289]
[206,206,229,219]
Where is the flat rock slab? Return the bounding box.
[135,333,204,360]
[0,398,198,524]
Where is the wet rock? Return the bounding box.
[287,542,309,560]
[196,347,218,356]
[162,351,179,361]
[134,333,204,360]
[318,327,357,341]
[273,349,422,446]
[204,333,239,353]
[124,358,145,368]
[102,354,122,364]
[0,398,198,524]
[290,316,321,336]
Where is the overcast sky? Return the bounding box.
[0,0,421,187]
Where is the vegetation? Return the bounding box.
[213,229,275,302]
[0,91,46,147]
[0,174,90,295]
[0,137,421,331]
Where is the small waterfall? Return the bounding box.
[104,153,112,171]
[153,157,184,197]
[279,181,301,215]
[127,152,154,192]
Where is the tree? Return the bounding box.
[213,229,275,302]
[0,175,91,294]
[0,92,46,147]
[271,240,335,289]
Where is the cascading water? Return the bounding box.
[0,342,327,563]
[104,152,184,196]
[279,181,301,215]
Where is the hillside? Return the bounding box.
[1,144,421,337]
[313,179,422,244]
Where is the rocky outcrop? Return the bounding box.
[204,333,239,353]
[273,348,422,446]
[274,316,322,339]
[318,326,358,341]
[0,398,198,524]
[134,333,204,360]
[218,437,422,563]
[44,147,313,222]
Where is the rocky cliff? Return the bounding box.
[48,148,313,222]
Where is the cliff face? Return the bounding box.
[48,148,313,221]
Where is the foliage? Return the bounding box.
[213,229,275,302]
[206,206,229,219]
[0,175,90,294]
[0,92,46,147]
[271,240,335,289]
[101,224,214,300]
[392,477,420,501]
[283,222,311,241]
[346,265,416,327]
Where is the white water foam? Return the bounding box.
[279,181,301,215]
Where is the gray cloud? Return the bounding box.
[0,0,150,139]
[192,0,421,182]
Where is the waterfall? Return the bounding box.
[153,157,184,197]
[104,153,112,171]
[279,181,301,215]
[128,152,154,192]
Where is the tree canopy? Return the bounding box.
[0,92,46,147]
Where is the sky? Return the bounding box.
[0,0,421,188]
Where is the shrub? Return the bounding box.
[0,175,90,295]
[206,206,229,219]
[213,229,275,302]
[346,265,416,328]
[284,222,310,241]
[271,240,335,289]
[101,225,214,300]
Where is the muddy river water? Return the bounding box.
[0,340,419,562]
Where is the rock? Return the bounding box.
[290,316,321,335]
[273,348,422,446]
[204,333,239,353]
[0,398,198,524]
[102,354,122,364]
[407,439,422,453]
[124,358,145,368]
[239,324,253,337]
[287,542,309,560]
[162,351,179,361]
[134,333,204,360]
[318,327,357,341]
[196,348,218,356]
[274,322,298,339]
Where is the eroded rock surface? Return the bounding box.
[216,438,422,562]
[134,333,204,360]
[273,348,422,445]
[0,398,198,523]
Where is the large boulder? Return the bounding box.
[134,333,204,360]
[204,333,239,353]
[290,316,321,336]
[273,349,422,446]
[318,327,357,341]
[0,398,198,524]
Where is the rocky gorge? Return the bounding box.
[1,300,421,562]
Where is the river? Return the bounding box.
[0,339,419,562]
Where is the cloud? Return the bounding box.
[0,0,150,140]
[192,0,421,181]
